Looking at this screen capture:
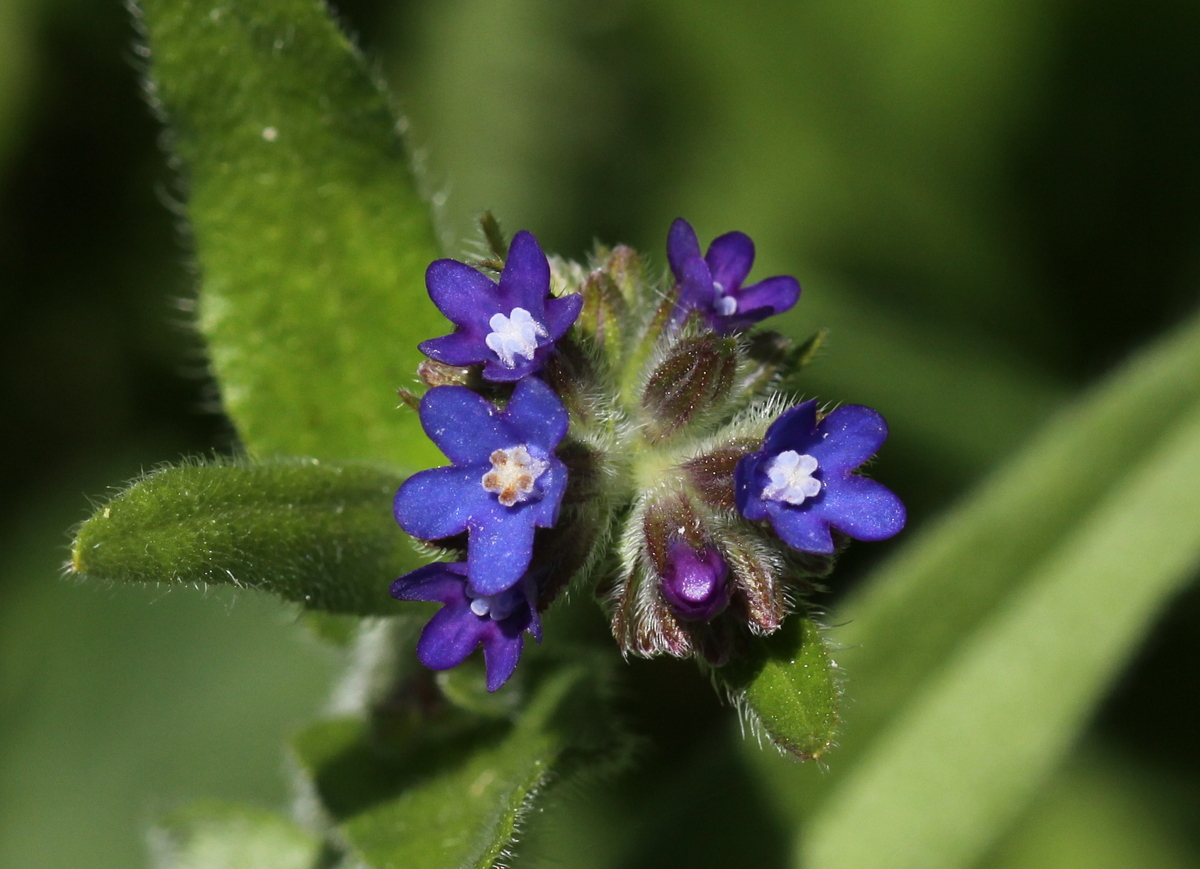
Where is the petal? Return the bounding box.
[544,292,584,340]
[498,230,552,314]
[808,405,889,474]
[481,357,541,382]
[731,275,800,319]
[419,331,487,367]
[416,601,487,670]
[467,507,537,595]
[765,501,835,554]
[420,386,514,464]
[526,460,567,528]
[667,218,703,276]
[480,625,525,692]
[395,466,488,540]
[676,254,715,310]
[705,231,755,292]
[818,475,906,542]
[734,451,770,520]
[391,562,470,605]
[502,377,569,451]
[426,259,501,327]
[762,399,820,455]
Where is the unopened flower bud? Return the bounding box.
[641,333,739,442]
[660,540,730,622]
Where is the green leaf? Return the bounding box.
[292,657,626,869]
[719,616,839,760]
[150,802,323,869]
[134,0,444,467]
[756,309,1200,868]
[69,458,415,615]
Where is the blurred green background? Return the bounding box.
[2,0,1199,866]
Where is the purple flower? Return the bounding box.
[419,230,584,382]
[667,218,800,333]
[394,377,569,594]
[659,540,730,622]
[391,562,541,692]
[735,400,905,554]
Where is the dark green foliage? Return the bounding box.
[292,658,628,868]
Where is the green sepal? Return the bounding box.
[150,801,324,869]
[718,615,840,760]
[291,655,628,869]
[133,0,444,468]
[69,458,416,615]
[739,328,828,401]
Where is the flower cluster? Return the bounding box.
[392,217,904,689]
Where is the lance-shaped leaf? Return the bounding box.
[291,657,626,869]
[69,459,415,615]
[740,309,1200,868]
[149,802,323,869]
[134,0,445,467]
[718,615,839,760]
[804,377,1200,869]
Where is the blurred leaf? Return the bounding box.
[0,0,36,165]
[150,802,322,869]
[979,743,1200,869]
[135,0,444,467]
[784,309,1200,868]
[719,616,838,760]
[69,458,414,615]
[301,611,363,647]
[292,658,627,869]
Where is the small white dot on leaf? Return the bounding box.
[261,126,278,142]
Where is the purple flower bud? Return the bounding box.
[660,540,730,622]
[641,333,739,442]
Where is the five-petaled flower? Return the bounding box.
[391,562,541,692]
[735,399,906,554]
[394,376,569,594]
[419,230,584,381]
[667,218,800,333]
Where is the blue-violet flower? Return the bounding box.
[659,540,731,622]
[667,217,800,332]
[419,230,584,381]
[391,562,541,692]
[735,399,906,554]
[394,376,569,594]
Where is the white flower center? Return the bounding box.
[712,281,737,316]
[481,445,549,507]
[485,307,548,368]
[761,450,822,505]
[467,585,523,620]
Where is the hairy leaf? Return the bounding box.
[719,616,839,760]
[292,657,626,869]
[134,0,444,467]
[69,459,414,615]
